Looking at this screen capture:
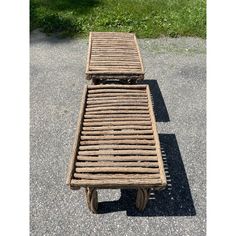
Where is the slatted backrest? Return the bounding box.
[86,32,144,81]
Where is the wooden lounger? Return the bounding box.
[66,84,167,213]
[86,32,144,84]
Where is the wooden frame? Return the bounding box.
[66,85,166,213]
[86,32,144,83]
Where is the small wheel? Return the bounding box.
[90,189,98,213]
[85,188,98,213]
[136,188,150,211]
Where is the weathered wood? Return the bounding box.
[87,97,148,102]
[91,56,140,60]
[90,61,140,65]
[136,188,150,211]
[74,173,161,180]
[86,102,148,108]
[88,85,147,89]
[86,32,144,81]
[81,130,153,135]
[75,166,159,173]
[78,150,157,156]
[85,33,92,79]
[83,121,151,126]
[85,106,148,111]
[76,167,159,173]
[79,144,155,150]
[77,155,158,161]
[146,86,167,187]
[87,93,146,98]
[87,70,142,74]
[67,84,167,213]
[71,179,162,187]
[80,135,154,140]
[66,86,87,186]
[85,187,98,213]
[85,110,149,114]
[76,162,159,167]
[80,139,155,145]
[83,118,150,122]
[88,89,146,94]
[87,96,147,100]
[84,114,150,119]
[82,125,152,131]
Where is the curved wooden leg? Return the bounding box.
[136,188,150,211]
[85,187,98,213]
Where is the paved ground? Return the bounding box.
[30,30,206,236]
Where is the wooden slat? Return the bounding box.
[81,135,154,140]
[74,173,160,179]
[86,70,142,74]
[83,118,150,122]
[92,48,136,51]
[84,114,150,119]
[82,125,152,131]
[80,140,156,145]
[88,89,145,94]
[87,93,146,98]
[75,167,159,173]
[75,162,158,167]
[71,179,162,187]
[92,48,137,52]
[91,56,140,60]
[78,150,157,156]
[85,106,148,112]
[92,42,135,45]
[79,145,156,150]
[77,155,158,161]
[93,38,134,41]
[86,103,148,108]
[81,130,153,135]
[91,52,139,56]
[83,121,151,126]
[89,67,141,71]
[88,85,147,89]
[85,110,149,115]
[87,98,148,103]
[87,97,148,102]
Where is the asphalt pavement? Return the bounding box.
[30,30,206,236]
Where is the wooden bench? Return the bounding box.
[66,84,167,213]
[86,32,144,84]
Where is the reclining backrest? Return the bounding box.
[86,32,144,84]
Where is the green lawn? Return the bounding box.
[30,0,206,38]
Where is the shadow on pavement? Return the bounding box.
[140,80,170,122]
[98,134,196,216]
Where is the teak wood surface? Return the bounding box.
[86,32,144,81]
[66,85,166,190]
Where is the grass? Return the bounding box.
[30,0,206,38]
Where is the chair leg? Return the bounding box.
[136,188,150,211]
[85,187,98,213]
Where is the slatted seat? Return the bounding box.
[86,32,144,83]
[67,85,166,213]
